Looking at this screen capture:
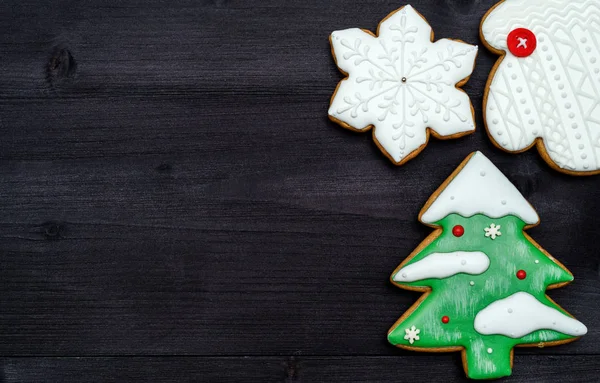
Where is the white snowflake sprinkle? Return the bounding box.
[404,325,421,344]
[328,5,478,164]
[484,223,502,240]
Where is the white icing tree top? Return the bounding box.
[420,152,540,224]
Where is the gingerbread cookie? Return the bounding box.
[481,0,600,175]
[328,5,478,165]
[388,151,587,380]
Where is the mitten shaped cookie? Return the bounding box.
[482,0,600,174]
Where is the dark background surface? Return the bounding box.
[0,0,599,382]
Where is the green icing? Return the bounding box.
[388,214,576,380]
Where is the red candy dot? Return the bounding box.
[441,316,450,324]
[507,28,537,57]
[516,270,527,280]
[452,225,464,237]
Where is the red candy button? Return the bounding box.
[441,316,450,324]
[507,28,537,57]
[452,225,464,237]
[516,270,527,280]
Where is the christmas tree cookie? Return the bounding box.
[388,151,587,380]
[328,5,478,165]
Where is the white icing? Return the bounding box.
[329,5,478,163]
[421,152,539,224]
[474,292,588,338]
[404,325,421,344]
[516,37,528,49]
[482,0,600,172]
[393,251,490,282]
[484,223,502,239]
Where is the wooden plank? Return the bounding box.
[0,0,598,367]
[2,355,600,382]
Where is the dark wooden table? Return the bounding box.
[1,1,599,381]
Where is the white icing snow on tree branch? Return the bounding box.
[393,251,490,282]
[474,292,587,338]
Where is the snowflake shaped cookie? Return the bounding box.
[329,5,478,164]
[404,325,421,344]
[484,223,502,239]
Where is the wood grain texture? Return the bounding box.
[0,0,599,381]
[2,355,600,383]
